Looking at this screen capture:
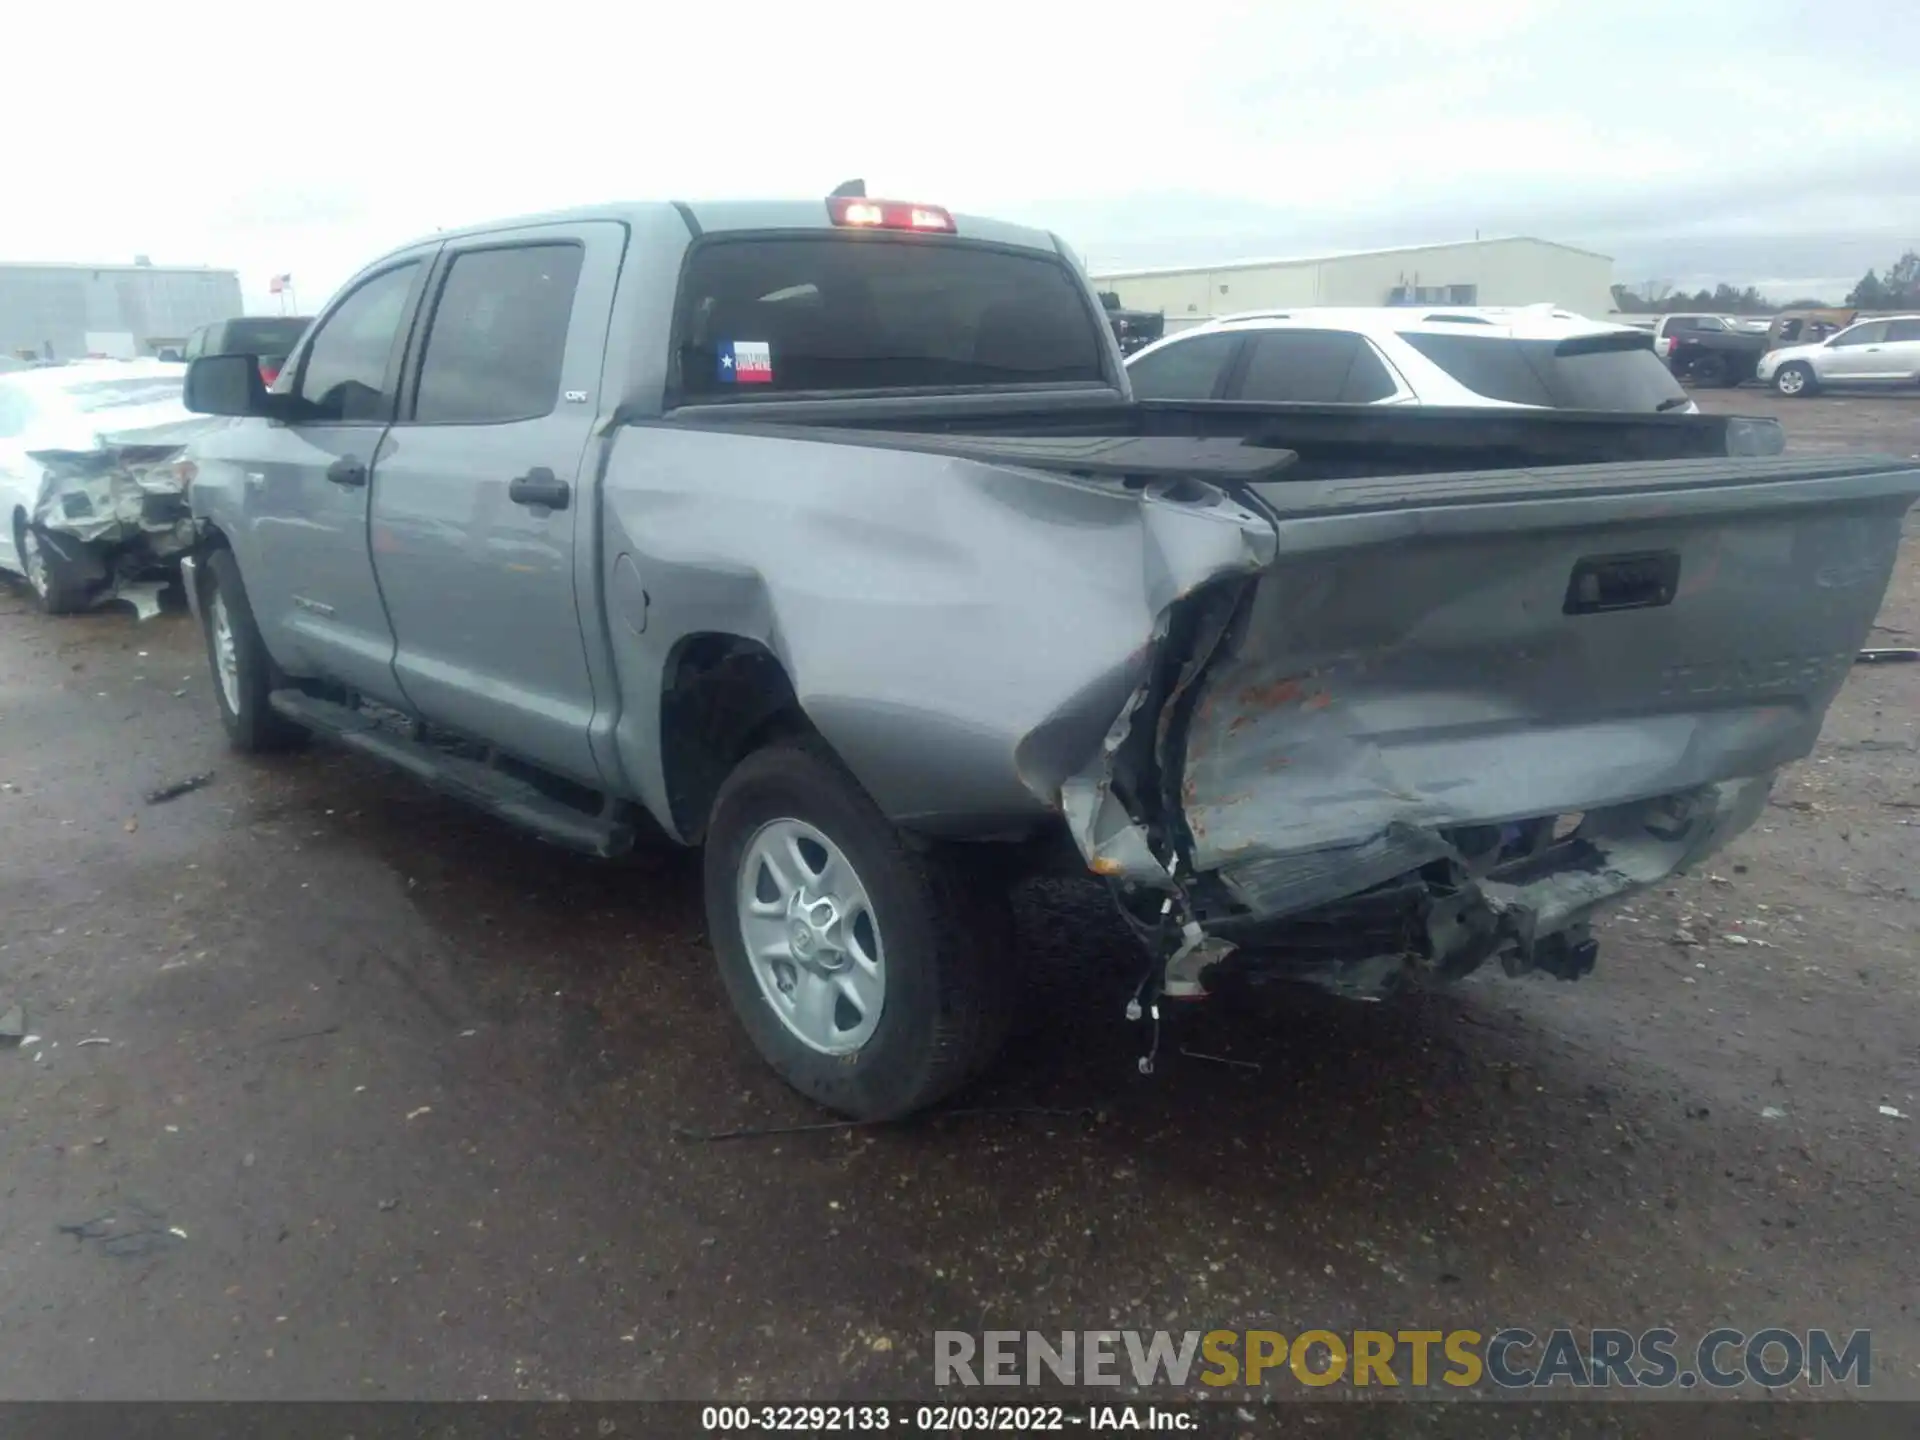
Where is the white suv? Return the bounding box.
[1755,315,1920,397]
[1125,305,1697,413]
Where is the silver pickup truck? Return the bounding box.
[177,191,1920,1120]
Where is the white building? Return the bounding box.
[1,260,243,362]
[1093,237,1614,331]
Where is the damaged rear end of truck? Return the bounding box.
[1058,448,1920,1004]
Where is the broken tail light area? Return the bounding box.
[827,197,956,233]
[29,445,201,555]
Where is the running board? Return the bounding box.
[267,689,634,858]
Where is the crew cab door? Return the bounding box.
[367,222,623,786]
[240,254,433,703]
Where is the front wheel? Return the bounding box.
[1774,362,1817,398]
[702,737,1015,1120]
[200,549,308,753]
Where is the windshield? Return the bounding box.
[674,236,1107,399]
[1398,331,1689,411]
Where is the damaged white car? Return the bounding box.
[0,361,225,614]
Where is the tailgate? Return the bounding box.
[1179,454,1920,905]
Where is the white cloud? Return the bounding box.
[6,0,1915,309]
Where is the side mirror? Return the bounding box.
[184,353,283,418]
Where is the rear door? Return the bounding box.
[1124,331,1244,400]
[1227,330,1409,404]
[1882,318,1920,379]
[1820,321,1891,380]
[368,222,622,785]
[241,254,432,702]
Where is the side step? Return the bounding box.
[268,689,635,858]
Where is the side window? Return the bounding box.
[1397,333,1555,406]
[1236,330,1364,404]
[413,244,584,425]
[1125,333,1241,400]
[1830,322,1888,348]
[1887,319,1920,343]
[1341,340,1400,403]
[183,327,206,362]
[295,262,421,423]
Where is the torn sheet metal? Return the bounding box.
[32,448,196,555]
[1177,496,1898,886]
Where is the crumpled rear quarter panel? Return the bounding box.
[600,425,1276,838]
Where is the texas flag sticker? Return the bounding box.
[718,340,773,384]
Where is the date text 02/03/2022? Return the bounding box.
[699,1404,1194,1431]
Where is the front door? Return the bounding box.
[242,256,432,703]
[368,223,625,786]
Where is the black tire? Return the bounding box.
[201,548,308,753]
[12,512,96,615]
[702,736,1015,1120]
[1690,351,1730,388]
[1774,362,1818,398]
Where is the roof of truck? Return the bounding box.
[406,199,1069,258]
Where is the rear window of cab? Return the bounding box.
[674,236,1107,399]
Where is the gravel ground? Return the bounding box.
[1,390,1916,1405]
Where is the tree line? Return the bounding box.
[1845,251,1920,310]
[1609,249,1920,315]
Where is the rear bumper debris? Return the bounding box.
[1060,454,1920,1005]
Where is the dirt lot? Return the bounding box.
[1,391,1917,1405]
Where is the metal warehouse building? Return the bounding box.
[1093,237,1615,331]
[1,260,243,363]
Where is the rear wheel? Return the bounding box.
[703,737,1015,1120]
[1774,362,1817,398]
[200,548,308,752]
[1689,351,1730,388]
[11,513,95,615]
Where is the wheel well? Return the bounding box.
[189,524,233,602]
[660,634,809,842]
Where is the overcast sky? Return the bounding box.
[9,0,1917,309]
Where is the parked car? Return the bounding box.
[1766,308,1855,348]
[1098,290,1165,355]
[1126,306,1697,413]
[175,193,1917,1120]
[1647,314,1771,388]
[1757,315,1920,397]
[182,316,314,387]
[0,360,224,612]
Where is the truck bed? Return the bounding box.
[658,394,1786,488]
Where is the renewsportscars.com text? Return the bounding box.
[934,1327,1870,1391]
